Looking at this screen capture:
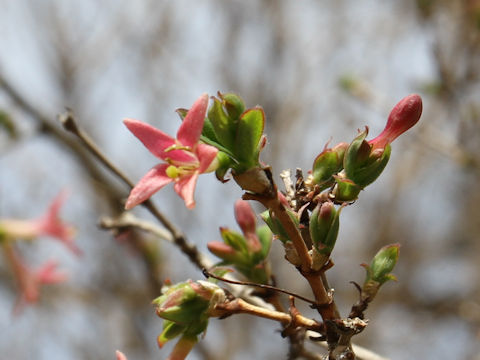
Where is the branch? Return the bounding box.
[307,332,391,360]
[99,212,173,243]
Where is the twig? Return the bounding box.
[202,268,317,305]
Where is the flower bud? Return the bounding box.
[234,200,259,251]
[361,244,400,299]
[260,208,299,244]
[153,280,225,350]
[332,175,362,202]
[311,142,349,189]
[369,94,422,150]
[207,241,240,263]
[208,201,272,284]
[343,128,391,188]
[309,201,341,255]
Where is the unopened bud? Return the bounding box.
[312,142,349,189]
[343,128,391,188]
[369,94,422,150]
[309,201,341,255]
[361,244,400,299]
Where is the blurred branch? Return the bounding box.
[99,213,173,243]
[0,71,125,206]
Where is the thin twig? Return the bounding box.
[203,268,317,305]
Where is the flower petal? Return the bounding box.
[173,172,199,209]
[124,118,176,160]
[176,94,208,148]
[196,143,219,173]
[35,260,68,284]
[36,192,80,256]
[126,164,173,209]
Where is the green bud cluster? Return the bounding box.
[153,280,225,348]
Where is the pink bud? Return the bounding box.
[369,94,423,150]
[234,200,261,252]
[207,241,238,262]
[234,200,256,235]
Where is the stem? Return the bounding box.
[212,298,323,332]
[243,192,338,318]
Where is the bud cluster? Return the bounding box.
[153,280,225,359]
[208,200,272,284]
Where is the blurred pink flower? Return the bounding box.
[0,192,79,255]
[369,94,423,150]
[124,94,218,210]
[2,243,67,311]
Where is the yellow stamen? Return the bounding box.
[166,165,180,179]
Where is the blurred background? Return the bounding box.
[1,1,480,359]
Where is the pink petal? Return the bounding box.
[124,119,176,160]
[35,260,68,284]
[196,143,218,173]
[126,164,173,209]
[45,191,68,219]
[173,172,199,209]
[36,192,80,256]
[176,94,208,148]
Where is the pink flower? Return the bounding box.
[0,192,79,255]
[2,243,67,311]
[369,94,423,150]
[124,94,219,209]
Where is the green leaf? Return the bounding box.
[256,225,272,259]
[220,228,248,254]
[202,117,220,143]
[235,107,265,167]
[208,98,236,150]
[158,321,186,346]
